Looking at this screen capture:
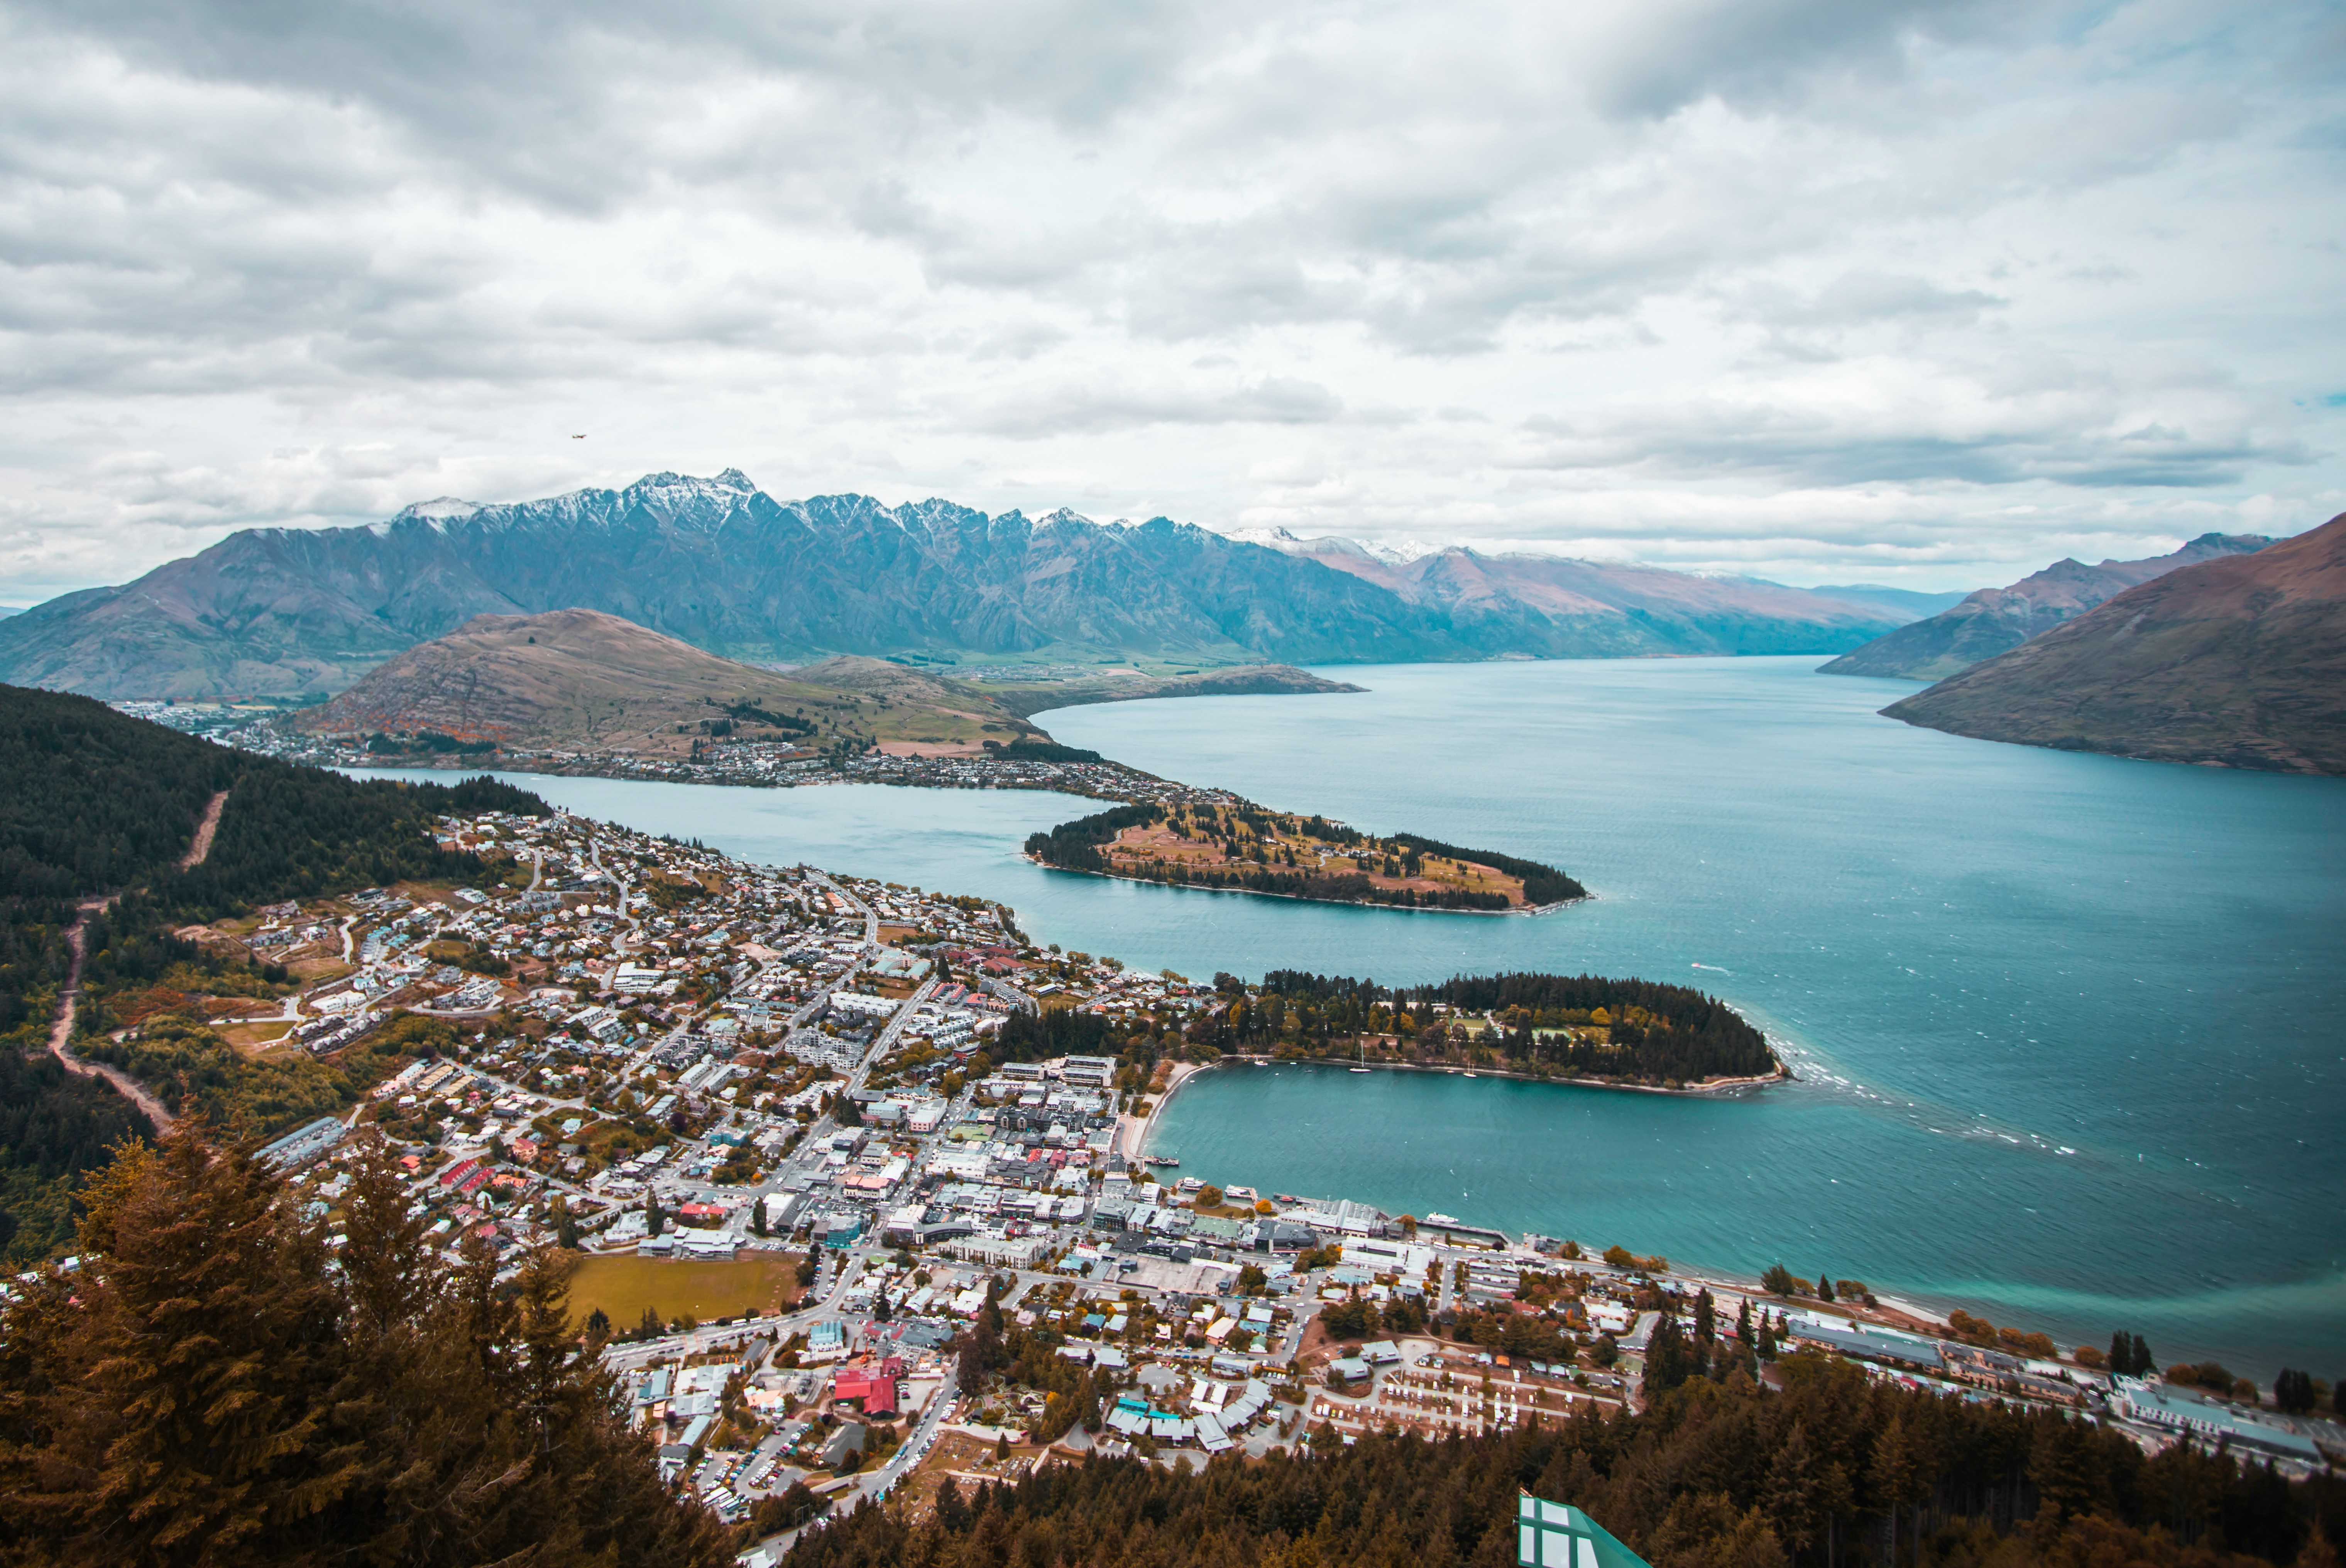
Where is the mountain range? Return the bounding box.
[1818,533,2272,682]
[1224,526,1917,660]
[0,470,1905,700]
[1882,513,2346,774]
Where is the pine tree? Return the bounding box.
[1764,1420,1824,1556]
[2,1123,351,1561]
[0,1117,733,1566]
[2132,1333,2153,1378]
[1815,1270,1834,1303]
[2111,1330,2132,1377]
[1871,1414,1918,1568]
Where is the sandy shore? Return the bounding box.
[1119,1060,1205,1161]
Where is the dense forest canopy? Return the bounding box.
[0,682,549,1259]
[783,1353,2340,1568]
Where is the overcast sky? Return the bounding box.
[2,0,2339,599]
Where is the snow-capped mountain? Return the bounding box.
[1216,526,1436,566]
[0,471,1904,699]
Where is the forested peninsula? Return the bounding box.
[1025,800,1586,913]
[991,968,1782,1090]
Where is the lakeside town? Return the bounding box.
[124,695,1225,805]
[108,797,2338,1553]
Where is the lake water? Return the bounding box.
[387,656,2346,1373]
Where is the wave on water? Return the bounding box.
[1910,1267,2346,1332]
[1766,1032,2086,1162]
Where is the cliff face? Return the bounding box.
[1819,533,2273,682]
[1881,514,2346,775]
[0,471,1899,700]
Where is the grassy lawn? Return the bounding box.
[567,1252,805,1330]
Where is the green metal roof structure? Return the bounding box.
[1517,1493,1651,1568]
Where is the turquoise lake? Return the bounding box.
[387,656,2346,1374]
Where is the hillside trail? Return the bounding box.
[177,788,228,869]
[37,788,225,1136]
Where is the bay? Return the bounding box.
[364,655,2345,1373]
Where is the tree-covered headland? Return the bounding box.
[989,967,1781,1089]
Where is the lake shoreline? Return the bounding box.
[1147,1055,1788,1122]
[1020,853,1588,918]
[1124,1061,1206,1162]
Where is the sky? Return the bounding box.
[1,0,2340,601]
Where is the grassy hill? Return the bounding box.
[294,611,1053,759]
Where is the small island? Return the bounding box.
[1024,800,1585,912]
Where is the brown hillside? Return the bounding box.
[297,610,1044,758]
[1820,532,2272,682]
[1881,514,2346,774]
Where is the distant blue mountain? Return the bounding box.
[0,470,1903,699]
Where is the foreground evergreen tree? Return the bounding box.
[0,1121,730,1568]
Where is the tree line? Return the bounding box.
[784,1353,2342,1568]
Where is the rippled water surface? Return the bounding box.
[389,656,2344,1370]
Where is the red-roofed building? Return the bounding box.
[833,1356,903,1416]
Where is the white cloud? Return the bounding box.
[0,0,2337,597]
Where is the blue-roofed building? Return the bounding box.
[1517,1493,1650,1568]
[258,1115,347,1171]
[1788,1318,1945,1373]
[2113,1378,2324,1465]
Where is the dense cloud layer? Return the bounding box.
[0,0,2338,597]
